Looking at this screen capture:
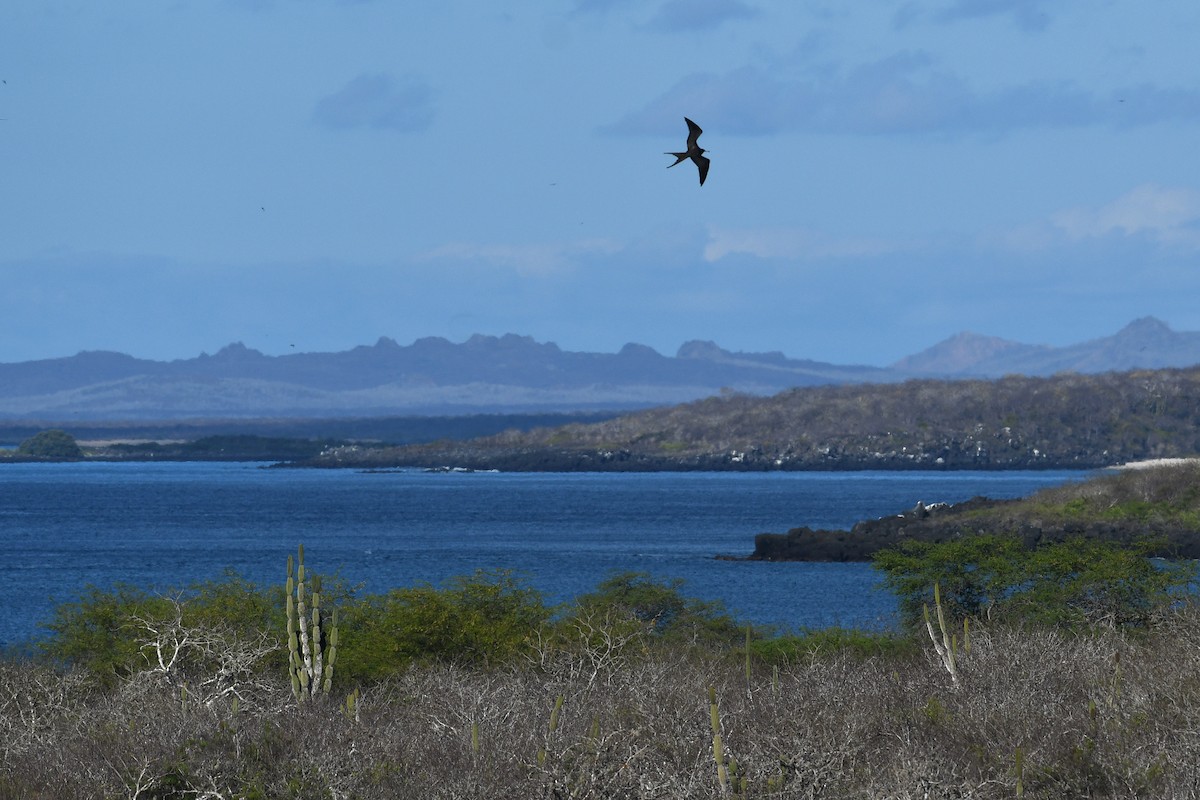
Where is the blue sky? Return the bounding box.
[2,1,1199,366]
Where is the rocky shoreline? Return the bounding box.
[748,494,1200,562]
[291,443,1113,471]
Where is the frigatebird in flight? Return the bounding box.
[665,117,709,186]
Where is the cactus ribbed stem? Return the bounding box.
[287,545,338,701]
[709,685,729,793]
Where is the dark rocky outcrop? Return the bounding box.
[751,498,999,562]
[750,495,1200,562]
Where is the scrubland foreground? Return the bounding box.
[7,457,1200,800]
[5,566,1200,798]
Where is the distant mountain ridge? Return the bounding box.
[893,317,1200,376]
[1,318,1198,420]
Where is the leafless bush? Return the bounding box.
[526,606,657,690]
[10,611,1200,797]
[123,593,281,712]
[0,659,90,765]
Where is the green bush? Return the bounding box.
[1017,538,1194,627]
[40,584,174,685]
[37,570,753,688]
[337,570,550,681]
[187,570,281,636]
[873,535,1027,626]
[40,573,282,686]
[749,627,917,665]
[566,572,744,648]
[874,534,1195,630]
[18,429,83,459]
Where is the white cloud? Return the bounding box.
[645,0,758,32]
[312,73,435,132]
[1050,184,1200,246]
[931,0,1053,31]
[893,0,1057,31]
[703,226,909,262]
[608,52,1200,138]
[570,0,636,14]
[666,287,747,313]
[417,238,620,277]
[701,186,1200,269]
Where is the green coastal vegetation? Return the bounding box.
[0,431,367,463]
[752,460,1200,561]
[0,411,622,463]
[6,464,1200,797]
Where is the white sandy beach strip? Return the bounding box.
[1115,457,1200,470]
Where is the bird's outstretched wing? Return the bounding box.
[693,154,710,186]
[684,117,703,150]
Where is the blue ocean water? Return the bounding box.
[0,463,1091,647]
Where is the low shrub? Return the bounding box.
[11,609,1200,797]
[749,626,917,665]
[565,571,745,648]
[337,570,551,681]
[874,534,1194,629]
[40,572,284,688]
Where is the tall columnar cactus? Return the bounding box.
[287,545,338,701]
[924,582,959,687]
[708,685,729,793]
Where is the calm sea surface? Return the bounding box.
[0,463,1092,647]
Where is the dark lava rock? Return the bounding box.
[749,496,1200,562]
